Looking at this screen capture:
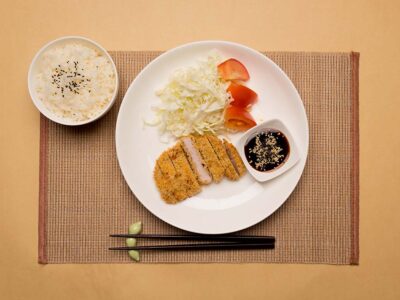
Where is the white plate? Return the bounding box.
[116,41,309,234]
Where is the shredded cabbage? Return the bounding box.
[151,52,230,138]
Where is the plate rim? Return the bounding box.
[116,40,309,234]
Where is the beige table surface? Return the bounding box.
[1,0,399,299]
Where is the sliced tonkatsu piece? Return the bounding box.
[181,136,212,185]
[155,150,186,203]
[153,164,178,204]
[168,143,201,198]
[156,151,176,180]
[192,135,224,183]
[206,134,239,180]
[223,139,246,177]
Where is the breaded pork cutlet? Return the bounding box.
[154,135,247,204]
[206,134,239,180]
[181,136,212,185]
[153,164,177,204]
[168,143,201,198]
[223,139,246,177]
[192,135,225,183]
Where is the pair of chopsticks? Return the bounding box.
[109,234,275,251]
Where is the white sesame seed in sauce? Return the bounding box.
[244,130,290,172]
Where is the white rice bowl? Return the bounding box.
[28,36,118,125]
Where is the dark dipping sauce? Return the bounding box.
[244,129,290,172]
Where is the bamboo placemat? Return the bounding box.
[38,51,359,264]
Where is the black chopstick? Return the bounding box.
[109,242,274,251]
[110,234,275,243]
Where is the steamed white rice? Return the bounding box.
[35,43,116,122]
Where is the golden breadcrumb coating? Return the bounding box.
[223,139,246,177]
[153,164,178,204]
[206,134,239,180]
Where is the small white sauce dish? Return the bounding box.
[28,36,119,126]
[237,119,300,182]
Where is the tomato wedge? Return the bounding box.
[218,58,250,81]
[228,83,258,108]
[224,105,257,131]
